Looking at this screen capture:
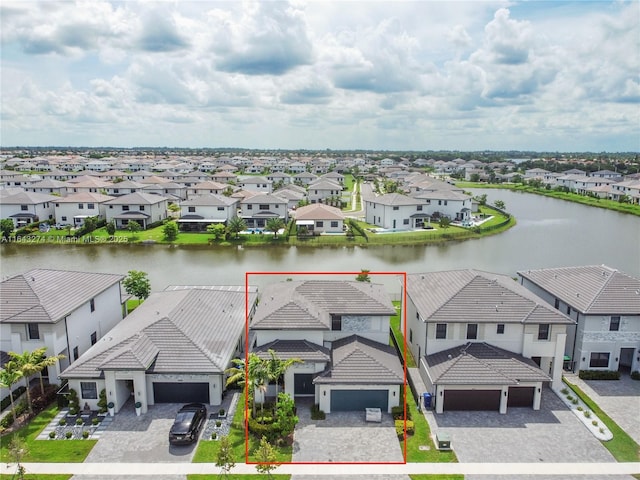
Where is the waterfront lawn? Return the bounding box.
[0,404,96,463]
[390,301,416,368]
[563,379,640,462]
[193,400,292,464]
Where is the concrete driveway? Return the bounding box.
[292,399,404,463]
[424,387,615,465]
[84,403,200,463]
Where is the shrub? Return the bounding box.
[211,432,217,440]
[310,404,326,420]
[599,428,605,434]
[631,371,640,381]
[82,431,89,439]
[219,408,225,416]
[216,420,222,428]
[76,418,84,425]
[92,417,100,425]
[566,395,573,401]
[391,405,412,421]
[577,406,583,411]
[578,370,620,380]
[560,388,569,395]
[592,420,598,426]
[65,431,73,439]
[572,399,578,405]
[395,420,415,439]
[49,431,56,439]
[58,418,67,426]
[97,389,108,413]
[0,413,14,429]
[584,410,591,418]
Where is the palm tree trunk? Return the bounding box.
[24,377,33,414]
[8,391,16,419]
[39,372,45,396]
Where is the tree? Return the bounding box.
[163,222,178,241]
[127,221,141,234]
[474,194,487,206]
[263,350,302,408]
[470,173,480,183]
[273,392,298,439]
[207,223,226,241]
[0,361,23,420]
[215,435,236,478]
[438,217,451,229]
[254,436,279,479]
[355,269,371,282]
[265,218,285,239]
[105,220,116,236]
[33,347,65,396]
[7,436,28,480]
[8,350,42,414]
[1,219,14,239]
[494,200,506,210]
[225,353,266,416]
[227,216,247,239]
[123,270,151,305]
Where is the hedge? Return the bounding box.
[631,371,640,381]
[1,385,26,411]
[391,405,412,421]
[578,370,621,380]
[395,419,415,439]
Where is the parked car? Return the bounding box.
[169,403,207,445]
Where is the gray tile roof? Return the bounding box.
[518,265,640,315]
[294,204,345,221]
[254,340,330,362]
[425,342,551,385]
[407,270,574,325]
[251,280,396,330]
[0,269,124,324]
[61,286,257,378]
[104,192,167,205]
[366,193,423,206]
[181,194,239,207]
[0,191,59,205]
[314,335,403,385]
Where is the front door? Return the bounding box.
[294,374,314,396]
[619,348,635,372]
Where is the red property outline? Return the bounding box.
[244,270,408,465]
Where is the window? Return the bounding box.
[566,305,571,315]
[80,382,97,399]
[316,221,324,227]
[61,216,67,221]
[122,205,129,211]
[217,207,224,211]
[554,298,559,309]
[140,205,145,211]
[610,316,620,331]
[466,323,478,340]
[90,299,95,312]
[417,205,423,211]
[331,221,338,228]
[436,323,447,339]
[403,219,409,225]
[538,324,550,340]
[409,329,413,343]
[113,189,119,194]
[73,347,79,361]
[393,206,399,211]
[589,352,610,368]
[78,203,84,209]
[497,324,505,334]
[20,205,28,211]
[247,204,253,210]
[259,204,269,210]
[90,331,97,345]
[27,323,40,340]
[444,200,448,206]
[87,203,95,210]
[331,315,341,331]
[188,206,196,213]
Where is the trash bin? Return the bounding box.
[422,392,432,409]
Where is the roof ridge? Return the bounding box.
[584,266,618,312]
[463,343,515,383]
[430,270,478,317]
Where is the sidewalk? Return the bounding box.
[2,461,639,476]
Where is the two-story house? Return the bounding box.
[61,286,257,414]
[238,176,272,194]
[0,269,126,388]
[239,194,288,230]
[364,193,428,230]
[54,192,115,227]
[307,179,343,204]
[412,190,473,222]
[406,270,574,414]
[250,280,402,413]
[518,265,640,375]
[0,191,58,227]
[104,192,168,229]
[178,194,240,231]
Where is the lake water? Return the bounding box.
[1,190,638,291]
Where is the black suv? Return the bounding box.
[169,403,207,445]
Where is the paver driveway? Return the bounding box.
[292,399,404,463]
[424,387,616,470]
[84,403,200,463]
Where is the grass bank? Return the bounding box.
[563,378,640,462]
[0,404,96,463]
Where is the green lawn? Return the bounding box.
[189,476,291,480]
[193,399,292,464]
[0,404,96,463]
[410,476,464,480]
[390,301,416,368]
[563,379,640,462]
[0,475,72,480]
[405,392,457,464]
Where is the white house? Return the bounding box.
[0,269,126,388]
[104,192,168,230]
[0,191,58,227]
[364,193,428,230]
[54,192,114,227]
[239,194,288,229]
[238,176,272,194]
[406,270,574,414]
[518,265,640,375]
[307,180,343,204]
[178,194,240,231]
[61,286,257,414]
[293,203,345,234]
[413,190,473,222]
[251,280,402,413]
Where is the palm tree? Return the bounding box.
[225,353,266,416]
[0,361,24,419]
[226,216,247,239]
[9,350,40,414]
[33,347,65,396]
[265,218,285,239]
[263,349,302,408]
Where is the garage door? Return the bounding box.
[330,389,388,412]
[507,386,535,407]
[153,382,210,403]
[443,389,500,411]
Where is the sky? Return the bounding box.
[1,1,639,152]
